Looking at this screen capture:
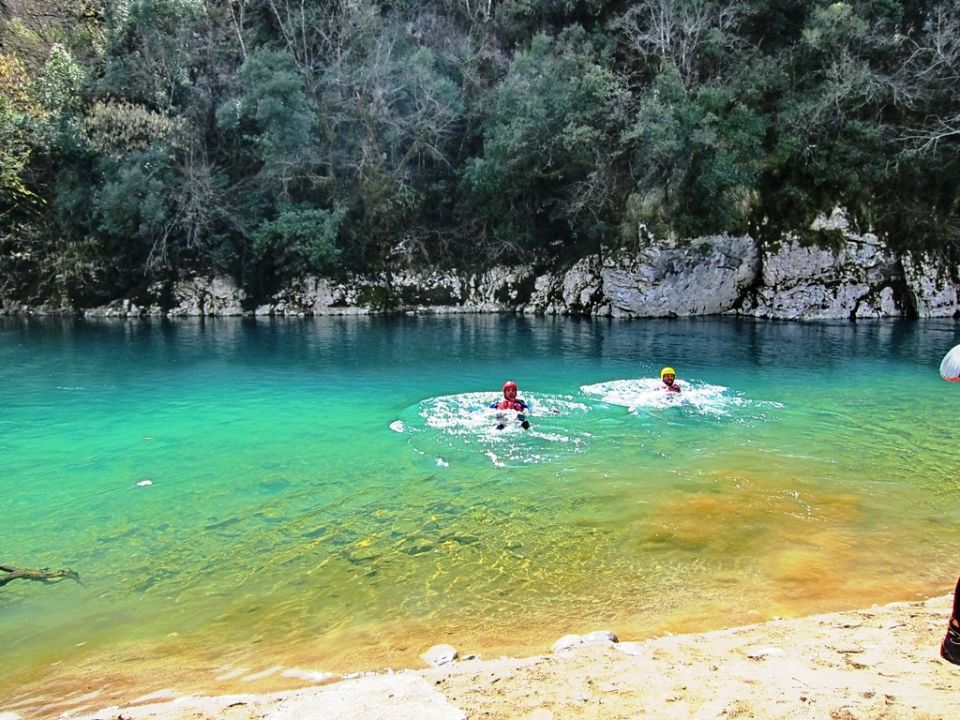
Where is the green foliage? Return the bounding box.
[622,66,766,238]
[0,0,106,69]
[493,0,615,41]
[100,0,207,110]
[253,206,344,277]
[315,13,468,268]
[0,222,107,307]
[34,45,86,119]
[85,100,181,156]
[0,53,41,214]
[217,48,314,171]
[0,0,958,305]
[461,27,623,259]
[748,0,960,247]
[801,3,868,51]
[0,41,90,259]
[0,45,87,216]
[95,147,176,246]
[738,0,810,50]
[612,0,745,90]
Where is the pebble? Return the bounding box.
[552,630,619,654]
[421,644,458,667]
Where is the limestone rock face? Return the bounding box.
[602,235,758,317]
[12,207,959,321]
[560,256,605,314]
[262,275,355,316]
[466,266,536,312]
[167,276,247,317]
[748,230,901,320]
[525,270,561,315]
[524,257,603,316]
[248,267,539,316]
[901,252,959,318]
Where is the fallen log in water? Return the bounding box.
[0,563,81,587]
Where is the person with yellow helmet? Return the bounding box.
[660,367,680,393]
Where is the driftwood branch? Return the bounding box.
[0,563,81,587]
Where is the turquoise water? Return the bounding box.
[3,316,960,714]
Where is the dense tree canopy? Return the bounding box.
[0,0,958,307]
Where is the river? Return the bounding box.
[2,315,958,715]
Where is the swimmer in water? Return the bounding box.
[660,367,680,393]
[490,380,530,430]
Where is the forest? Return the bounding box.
[0,0,958,307]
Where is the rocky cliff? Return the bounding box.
[4,209,958,320]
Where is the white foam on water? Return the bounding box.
[280,667,335,683]
[418,392,587,433]
[392,392,592,466]
[484,450,506,467]
[242,665,282,682]
[580,378,775,417]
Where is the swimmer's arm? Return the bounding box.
[524,399,560,414]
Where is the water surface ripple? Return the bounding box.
[2,316,959,714]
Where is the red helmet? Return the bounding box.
[502,380,518,394]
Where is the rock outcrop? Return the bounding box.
[4,208,958,321]
[747,237,902,320]
[743,209,904,320]
[601,235,758,318]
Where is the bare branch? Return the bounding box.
[228,0,248,61]
[0,563,81,587]
[611,0,741,88]
[901,112,960,153]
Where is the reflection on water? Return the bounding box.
[2,316,960,716]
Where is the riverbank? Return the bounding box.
[20,591,957,720]
[5,212,960,322]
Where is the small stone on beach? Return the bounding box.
[421,644,458,667]
[552,630,618,654]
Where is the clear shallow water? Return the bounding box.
[2,316,960,714]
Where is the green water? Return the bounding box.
[3,316,960,714]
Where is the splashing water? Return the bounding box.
[391,391,593,466]
[580,377,782,418]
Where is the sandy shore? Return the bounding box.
[8,592,960,720]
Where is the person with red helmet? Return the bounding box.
[490,380,531,429]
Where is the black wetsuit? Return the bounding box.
[942,576,960,665]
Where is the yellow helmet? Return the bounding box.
[660,367,676,378]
